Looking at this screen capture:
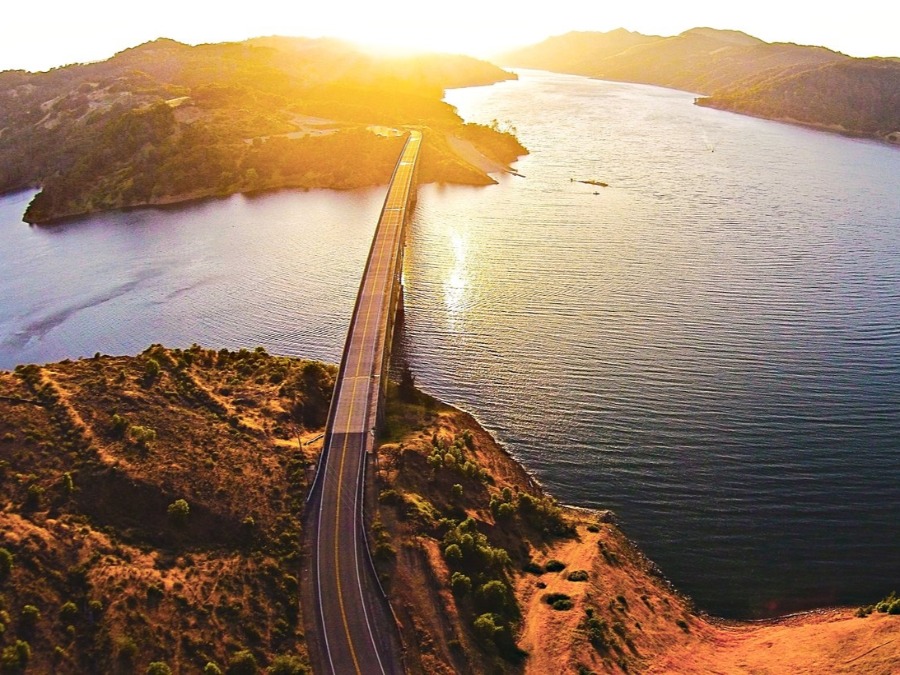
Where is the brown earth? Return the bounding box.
[0,351,896,673]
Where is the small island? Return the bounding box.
[0,347,896,673]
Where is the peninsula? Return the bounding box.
[0,38,525,225]
[0,348,896,673]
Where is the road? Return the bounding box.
[306,130,421,675]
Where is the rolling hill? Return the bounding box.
[499,28,900,144]
[0,38,524,224]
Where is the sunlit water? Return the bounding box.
[1,70,898,618]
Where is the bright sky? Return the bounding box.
[2,0,898,72]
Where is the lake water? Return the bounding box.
[1,70,898,618]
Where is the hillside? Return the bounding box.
[698,58,900,140]
[0,38,524,224]
[499,28,900,144]
[1,350,897,673]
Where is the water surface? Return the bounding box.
[1,71,898,618]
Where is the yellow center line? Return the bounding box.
[326,131,418,673]
[331,136,417,672]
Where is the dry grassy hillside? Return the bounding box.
[0,350,896,673]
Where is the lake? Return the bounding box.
[1,70,898,618]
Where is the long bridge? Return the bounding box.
[304,130,422,674]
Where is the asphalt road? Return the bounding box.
[307,130,422,675]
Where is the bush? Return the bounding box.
[167,499,190,526]
[544,559,566,572]
[20,605,40,629]
[129,425,157,449]
[475,580,513,614]
[567,570,589,582]
[0,549,11,581]
[110,413,129,439]
[227,650,258,675]
[268,654,308,674]
[204,663,223,675]
[0,640,30,671]
[59,601,79,621]
[450,572,472,597]
[543,592,573,611]
[147,663,173,675]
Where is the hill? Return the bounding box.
[1,349,897,673]
[499,28,899,144]
[0,38,524,224]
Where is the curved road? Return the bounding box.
[306,130,421,674]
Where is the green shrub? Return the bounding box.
[24,484,44,511]
[475,580,514,614]
[204,663,223,675]
[450,572,472,597]
[59,601,79,621]
[110,413,129,439]
[227,650,258,675]
[0,549,11,581]
[543,592,573,611]
[146,663,172,675]
[544,559,566,572]
[567,570,589,582]
[19,605,40,628]
[167,499,190,526]
[0,640,30,671]
[268,654,308,674]
[129,425,157,449]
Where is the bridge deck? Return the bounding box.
[309,130,421,675]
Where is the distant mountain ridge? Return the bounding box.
[500,28,900,143]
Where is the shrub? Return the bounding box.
[543,593,573,611]
[204,663,223,675]
[24,484,44,511]
[0,549,11,581]
[544,559,566,572]
[59,601,79,621]
[167,499,190,526]
[129,425,157,449]
[144,358,161,382]
[227,650,258,675]
[450,572,472,597]
[475,580,513,614]
[116,636,138,666]
[147,663,173,675]
[20,605,40,628]
[522,561,543,575]
[268,654,308,674]
[110,413,129,439]
[567,570,589,582]
[0,640,30,671]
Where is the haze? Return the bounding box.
[2,0,898,72]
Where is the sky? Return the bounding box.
[1,0,898,72]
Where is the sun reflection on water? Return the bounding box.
[443,229,469,329]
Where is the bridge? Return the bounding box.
[304,130,422,674]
